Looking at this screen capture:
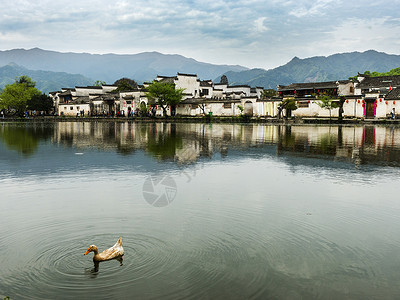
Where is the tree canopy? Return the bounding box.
[261,89,276,99]
[316,95,338,119]
[27,93,54,112]
[94,80,106,86]
[220,75,228,85]
[145,81,184,117]
[113,78,138,92]
[0,76,41,115]
[349,67,400,80]
[277,98,297,119]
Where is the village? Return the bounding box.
[49,72,400,120]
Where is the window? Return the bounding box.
[202,89,209,96]
[70,107,73,110]
[298,102,309,108]
[77,106,80,110]
[126,101,132,104]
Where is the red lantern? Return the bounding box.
[374,104,377,108]
[362,104,365,108]
[296,101,299,104]
[362,100,365,104]
[358,100,360,103]
[394,101,396,104]
[346,99,349,103]
[308,100,311,103]
[386,101,388,105]
[375,100,377,104]
[380,99,382,102]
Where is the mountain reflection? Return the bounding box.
[2,121,400,168]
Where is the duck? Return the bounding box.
[84,237,124,262]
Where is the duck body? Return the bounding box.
[84,237,124,262]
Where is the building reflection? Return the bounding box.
[48,122,400,168]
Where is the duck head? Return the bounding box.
[84,245,99,255]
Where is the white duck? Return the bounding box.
[84,237,124,262]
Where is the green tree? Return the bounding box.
[113,78,138,92]
[0,76,41,115]
[27,93,54,113]
[94,80,106,86]
[145,81,184,117]
[220,75,228,85]
[261,89,276,99]
[349,67,400,80]
[317,95,338,119]
[277,98,297,119]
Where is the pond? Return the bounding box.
[1,121,400,299]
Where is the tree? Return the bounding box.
[349,67,400,80]
[220,75,228,85]
[145,81,184,117]
[113,78,138,91]
[317,95,338,119]
[27,93,54,113]
[94,80,106,86]
[261,89,276,99]
[277,98,297,119]
[0,76,41,115]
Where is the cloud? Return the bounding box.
[254,17,269,33]
[288,0,338,18]
[0,0,400,69]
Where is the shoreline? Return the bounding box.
[1,116,400,125]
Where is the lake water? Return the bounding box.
[1,121,400,299]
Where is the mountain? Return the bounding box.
[0,63,93,93]
[0,48,248,84]
[220,50,400,89]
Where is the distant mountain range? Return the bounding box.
[1,48,400,94]
[0,48,248,85]
[0,63,93,94]
[221,50,400,89]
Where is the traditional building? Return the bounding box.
[50,73,265,117]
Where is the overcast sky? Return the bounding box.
[1,0,400,69]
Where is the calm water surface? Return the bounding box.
[1,121,400,299]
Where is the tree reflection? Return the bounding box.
[0,123,52,156]
[146,123,183,160]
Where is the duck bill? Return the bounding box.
[84,249,90,255]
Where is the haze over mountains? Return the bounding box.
[222,50,400,89]
[0,63,92,93]
[0,48,247,84]
[1,48,400,93]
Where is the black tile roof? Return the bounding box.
[385,87,400,100]
[177,72,197,77]
[200,81,212,87]
[278,80,351,91]
[357,75,400,89]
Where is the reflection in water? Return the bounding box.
[2,121,400,168]
[2,121,400,299]
[90,256,123,274]
[0,122,53,156]
[49,122,400,167]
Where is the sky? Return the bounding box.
[1,0,400,70]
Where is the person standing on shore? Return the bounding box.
[392,108,396,120]
[1,110,4,119]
